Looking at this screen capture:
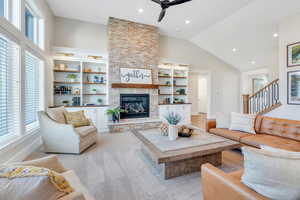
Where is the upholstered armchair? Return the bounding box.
[38,107,97,154]
[9,155,95,200]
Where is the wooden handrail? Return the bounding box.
[244,78,280,115]
[250,78,279,98]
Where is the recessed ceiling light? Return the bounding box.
[273,33,279,38]
[251,61,256,64]
[232,48,237,52]
[138,8,144,13]
[185,20,190,24]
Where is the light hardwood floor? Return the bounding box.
[28,131,243,200]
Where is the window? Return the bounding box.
[25,51,41,132]
[0,0,5,17]
[25,7,35,42]
[0,35,20,139]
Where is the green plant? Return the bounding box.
[107,107,126,116]
[67,74,77,79]
[164,112,182,125]
[62,100,69,104]
[97,99,103,104]
[92,88,97,92]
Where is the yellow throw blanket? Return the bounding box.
[0,165,74,195]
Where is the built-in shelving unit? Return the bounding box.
[158,63,189,104]
[53,50,108,107]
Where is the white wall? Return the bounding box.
[266,13,300,120]
[54,16,108,55]
[52,17,241,119]
[159,35,241,118]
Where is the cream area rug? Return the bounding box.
[140,129,228,152]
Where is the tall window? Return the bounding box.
[25,7,35,42]
[0,36,20,139]
[0,0,6,17]
[25,51,41,132]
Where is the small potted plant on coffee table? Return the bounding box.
[164,112,182,141]
[107,107,126,123]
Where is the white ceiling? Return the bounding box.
[46,0,300,71]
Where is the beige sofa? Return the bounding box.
[10,155,95,200]
[38,107,97,154]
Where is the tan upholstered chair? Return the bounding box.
[38,107,97,154]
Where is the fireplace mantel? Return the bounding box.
[111,83,159,89]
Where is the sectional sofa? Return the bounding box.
[206,115,300,152]
[202,115,300,200]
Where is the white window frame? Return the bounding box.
[0,0,47,149]
[24,2,44,49]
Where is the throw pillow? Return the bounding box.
[216,112,230,129]
[242,146,300,200]
[47,107,67,124]
[0,165,73,200]
[160,123,168,136]
[229,112,256,134]
[64,111,90,128]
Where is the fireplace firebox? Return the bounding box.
[120,94,150,119]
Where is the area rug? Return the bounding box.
[140,129,228,152]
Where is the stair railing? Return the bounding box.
[243,79,281,115]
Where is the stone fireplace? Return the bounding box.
[108,17,159,119]
[120,94,150,119]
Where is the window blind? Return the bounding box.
[25,51,40,131]
[0,36,20,138]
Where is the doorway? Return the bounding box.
[189,72,210,129]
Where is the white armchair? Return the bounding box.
[38,108,97,154]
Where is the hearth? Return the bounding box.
[120,94,150,119]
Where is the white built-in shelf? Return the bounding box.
[158,63,189,104]
[52,49,108,107]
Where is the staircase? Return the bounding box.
[243,79,281,115]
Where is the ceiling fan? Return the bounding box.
[151,0,192,22]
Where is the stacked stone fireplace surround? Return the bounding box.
[108,17,161,132]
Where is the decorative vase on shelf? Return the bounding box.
[168,125,178,141]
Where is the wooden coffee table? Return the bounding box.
[133,129,241,179]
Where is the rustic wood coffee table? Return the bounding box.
[133,129,241,179]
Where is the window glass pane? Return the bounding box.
[0,0,4,17]
[25,52,40,131]
[25,8,35,41]
[0,36,20,138]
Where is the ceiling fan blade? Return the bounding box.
[151,0,162,5]
[158,9,166,22]
[167,0,192,6]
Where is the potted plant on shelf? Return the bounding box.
[97,98,103,105]
[164,112,182,141]
[67,74,77,82]
[62,100,69,107]
[91,88,97,94]
[107,107,126,123]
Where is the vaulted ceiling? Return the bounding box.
[46,0,300,71]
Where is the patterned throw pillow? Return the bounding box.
[160,123,169,136]
[64,111,90,128]
[0,165,73,200]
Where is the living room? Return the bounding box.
[1,0,300,200]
